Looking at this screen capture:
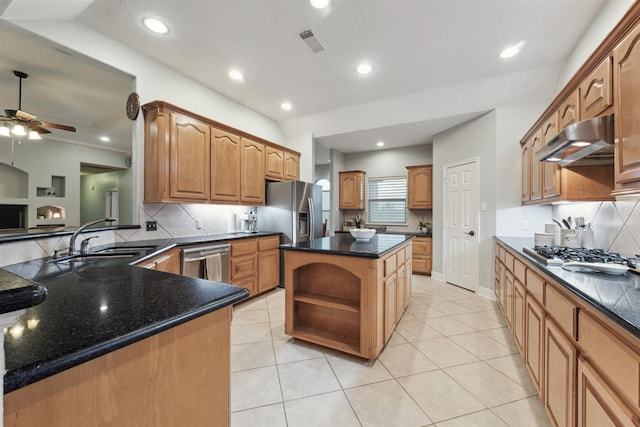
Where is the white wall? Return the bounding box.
[285,132,314,183]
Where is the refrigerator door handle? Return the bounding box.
[308,197,315,240]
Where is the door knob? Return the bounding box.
[465,230,475,236]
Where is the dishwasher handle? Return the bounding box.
[182,243,230,259]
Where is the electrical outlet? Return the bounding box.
[521,220,529,230]
[196,219,202,229]
[146,220,157,231]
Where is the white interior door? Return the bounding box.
[444,160,478,292]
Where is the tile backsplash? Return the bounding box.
[552,195,640,257]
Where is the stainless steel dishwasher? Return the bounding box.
[181,242,230,282]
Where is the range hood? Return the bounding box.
[535,115,613,166]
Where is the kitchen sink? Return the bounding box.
[50,251,142,264]
[94,246,157,254]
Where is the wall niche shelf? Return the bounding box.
[36,205,65,221]
[37,176,66,198]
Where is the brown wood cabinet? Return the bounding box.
[541,112,561,198]
[138,247,181,274]
[525,294,545,396]
[4,307,232,427]
[558,89,581,129]
[339,170,366,209]
[521,142,531,202]
[613,21,640,194]
[530,129,543,201]
[284,240,411,359]
[580,56,613,120]
[545,317,576,427]
[241,138,265,205]
[231,236,281,298]
[143,101,300,205]
[211,127,241,203]
[412,236,432,275]
[406,165,433,209]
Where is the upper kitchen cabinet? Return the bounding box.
[406,165,433,209]
[284,151,300,181]
[143,104,211,203]
[529,129,543,201]
[241,138,265,205]
[580,56,613,120]
[521,141,531,203]
[541,112,561,198]
[265,146,284,181]
[210,127,241,203]
[558,89,580,129]
[339,170,365,209]
[613,21,640,195]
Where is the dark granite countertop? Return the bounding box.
[495,236,640,339]
[335,230,432,238]
[0,270,47,314]
[280,234,414,258]
[0,231,282,393]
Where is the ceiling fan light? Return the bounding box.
[12,124,26,136]
[28,130,42,140]
[0,126,10,137]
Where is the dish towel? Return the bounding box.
[205,253,222,282]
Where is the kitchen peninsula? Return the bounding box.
[281,233,413,359]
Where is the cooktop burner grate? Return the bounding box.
[523,246,628,266]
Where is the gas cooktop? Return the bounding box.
[522,246,629,274]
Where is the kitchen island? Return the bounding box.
[280,234,413,359]
[1,248,249,427]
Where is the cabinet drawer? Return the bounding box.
[232,239,257,256]
[258,235,280,251]
[578,311,640,409]
[545,283,577,340]
[384,254,397,277]
[505,251,515,272]
[231,255,257,280]
[413,257,429,272]
[513,258,526,284]
[413,240,429,255]
[498,245,506,263]
[526,269,544,303]
[397,247,406,265]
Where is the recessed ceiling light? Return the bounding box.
[281,102,292,111]
[310,0,330,9]
[500,41,525,59]
[142,17,170,35]
[357,63,373,75]
[100,136,110,142]
[376,141,384,147]
[228,69,244,82]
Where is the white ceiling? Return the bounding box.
[0,0,611,160]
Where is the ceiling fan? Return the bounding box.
[0,70,76,140]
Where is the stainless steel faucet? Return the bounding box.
[67,217,117,256]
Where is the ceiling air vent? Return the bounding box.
[299,29,326,54]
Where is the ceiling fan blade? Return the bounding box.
[30,125,52,134]
[39,121,76,132]
[5,109,37,121]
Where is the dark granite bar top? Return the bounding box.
[335,230,432,238]
[0,270,47,314]
[280,234,414,258]
[0,232,285,393]
[495,236,640,339]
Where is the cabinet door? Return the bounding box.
[265,146,284,180]
[545,318,576,427]
[525,295,545,396]
[169,113,210,201]
[339,171,365,209]
[530,130,543,201]
[613,23,640,191]
[559,90,580,129]
[258,249,280,293]
[284,151,300,181]
[396,264,406,323]
[505,270,514,328]
[241,138,265,205]
[384,273,397,343]
[407,165,433,209]
[541,112,561,198]
[404,259,412,309]
[580,56,613,120]
[577,358,637,427]
[522,142,531,202]
[211,127,241,203]
[513,279,526,354]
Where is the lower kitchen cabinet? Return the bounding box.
[544,318,576,427]
[231,236,280,298]
[138,247,181,274]
[513,278,526,354]
[257,235,280,294]
[577,358,637,427]
[384,273,397,343]
[412,236,432,274]
[525,295,545,396]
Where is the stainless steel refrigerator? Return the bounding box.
[259,181,323,286]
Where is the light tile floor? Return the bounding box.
[230,275,552,427]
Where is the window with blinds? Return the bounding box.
[367,177,406,224]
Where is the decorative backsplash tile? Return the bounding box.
[552,196,640,257]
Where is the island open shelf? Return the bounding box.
[282,234,413,359]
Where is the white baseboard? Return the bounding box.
[431,271,444,282]
[477,286,496,301]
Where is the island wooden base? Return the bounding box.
[284,241,411,359]
[4,307,231,427]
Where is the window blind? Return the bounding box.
[367,177,406,224]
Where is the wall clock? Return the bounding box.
[126,92,140,120]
